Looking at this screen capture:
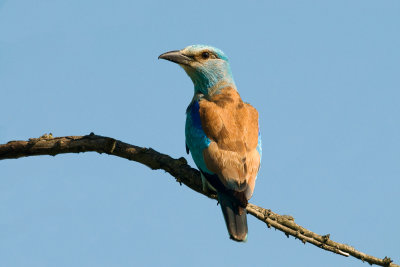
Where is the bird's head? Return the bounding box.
[159,45,235,96]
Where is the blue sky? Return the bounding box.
[1,1,399,266]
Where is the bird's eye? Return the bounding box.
[201,52,210,59]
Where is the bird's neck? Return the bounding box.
[193,76,236,99]
[191,80,237,104]
[191,80,235,102]
[183,65,235,97]
[193,75,234,93]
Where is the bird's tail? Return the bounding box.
[218,192,248,242]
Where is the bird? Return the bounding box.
[158,45,262,242]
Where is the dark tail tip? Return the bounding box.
[218,193,248,242]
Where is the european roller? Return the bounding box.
[159,45,261,242]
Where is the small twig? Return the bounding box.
[0,134,397,267]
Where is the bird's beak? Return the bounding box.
[158,50,193,65]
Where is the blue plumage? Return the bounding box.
[257,128,262,161]
[185,100,212,174]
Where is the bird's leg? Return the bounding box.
[201,173,216,194]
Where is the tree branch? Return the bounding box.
[0,133,397,267]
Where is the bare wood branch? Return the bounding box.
[0,133,397,267]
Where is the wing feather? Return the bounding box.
[199,87,260,199]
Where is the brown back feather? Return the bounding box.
[199,86,260,200]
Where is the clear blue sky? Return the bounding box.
[1,1,399,266]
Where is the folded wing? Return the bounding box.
[199,86,260,203]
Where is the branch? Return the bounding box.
[0,133,397,267]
